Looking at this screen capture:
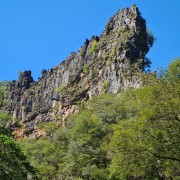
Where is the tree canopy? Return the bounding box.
[19,59,180,179]
[0,106,38,179]
[0,134,38,179]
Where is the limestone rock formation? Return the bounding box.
[7,5,150,137]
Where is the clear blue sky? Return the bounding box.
[0,0,179,81]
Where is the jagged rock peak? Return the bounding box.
[7,5,150,138]
[105,5,140,34]
[17,70,34,89]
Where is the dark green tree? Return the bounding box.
[0,133,38,179]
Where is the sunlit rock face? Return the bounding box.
[8,5,149,136]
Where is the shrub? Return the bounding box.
[147,29,156,48]
[89,40,99,54]
[83,64,89,74]
[56,84,67,94]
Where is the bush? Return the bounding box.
[88,40,99,54]
[55,84,67,94]
[147,29,156,48]
[83,64,89,74]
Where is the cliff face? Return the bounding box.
[8,5,150,137]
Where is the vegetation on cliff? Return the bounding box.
[18,59,180,179]
[0,81,8,111]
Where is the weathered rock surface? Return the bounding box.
[7,5,150,137]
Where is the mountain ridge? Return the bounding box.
[7,5,151,138]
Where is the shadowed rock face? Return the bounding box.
[7,5,150,136]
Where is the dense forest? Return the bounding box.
[0,59,179,179]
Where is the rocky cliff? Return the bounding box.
[7,5,150,137]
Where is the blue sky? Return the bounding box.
[0,0,179,81]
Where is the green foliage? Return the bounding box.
[55,84,67,94]
[19,59,180,179]
[143,56,152,70]
[21,137,59,178]
[0,112,21,133]
[0,111,37,179]
[147,29,156,48]
[102,80,109,91]
[79,48,84,57]
[62,110,108,179]
[0,112,12,129]
[38,122,58,136]
[0,112,15,137]
[0,134,38,179]
[89,40,99,53]
[107,59,180,179]
[0,81,9,110]
[20,122,69,179]
[166,58,180,83]
[83,64,89,74]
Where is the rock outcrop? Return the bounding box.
[7,5,150,137]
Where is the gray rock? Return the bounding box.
[7,5,150,135]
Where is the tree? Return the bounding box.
[108,59,180,179]
[0,133,38,179]
[0,81,9,110]
[147,29,156,48]
[0,109,37,179]
[20,122,64,179]
[60,110,109,179]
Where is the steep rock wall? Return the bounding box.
[8,5,149,136]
